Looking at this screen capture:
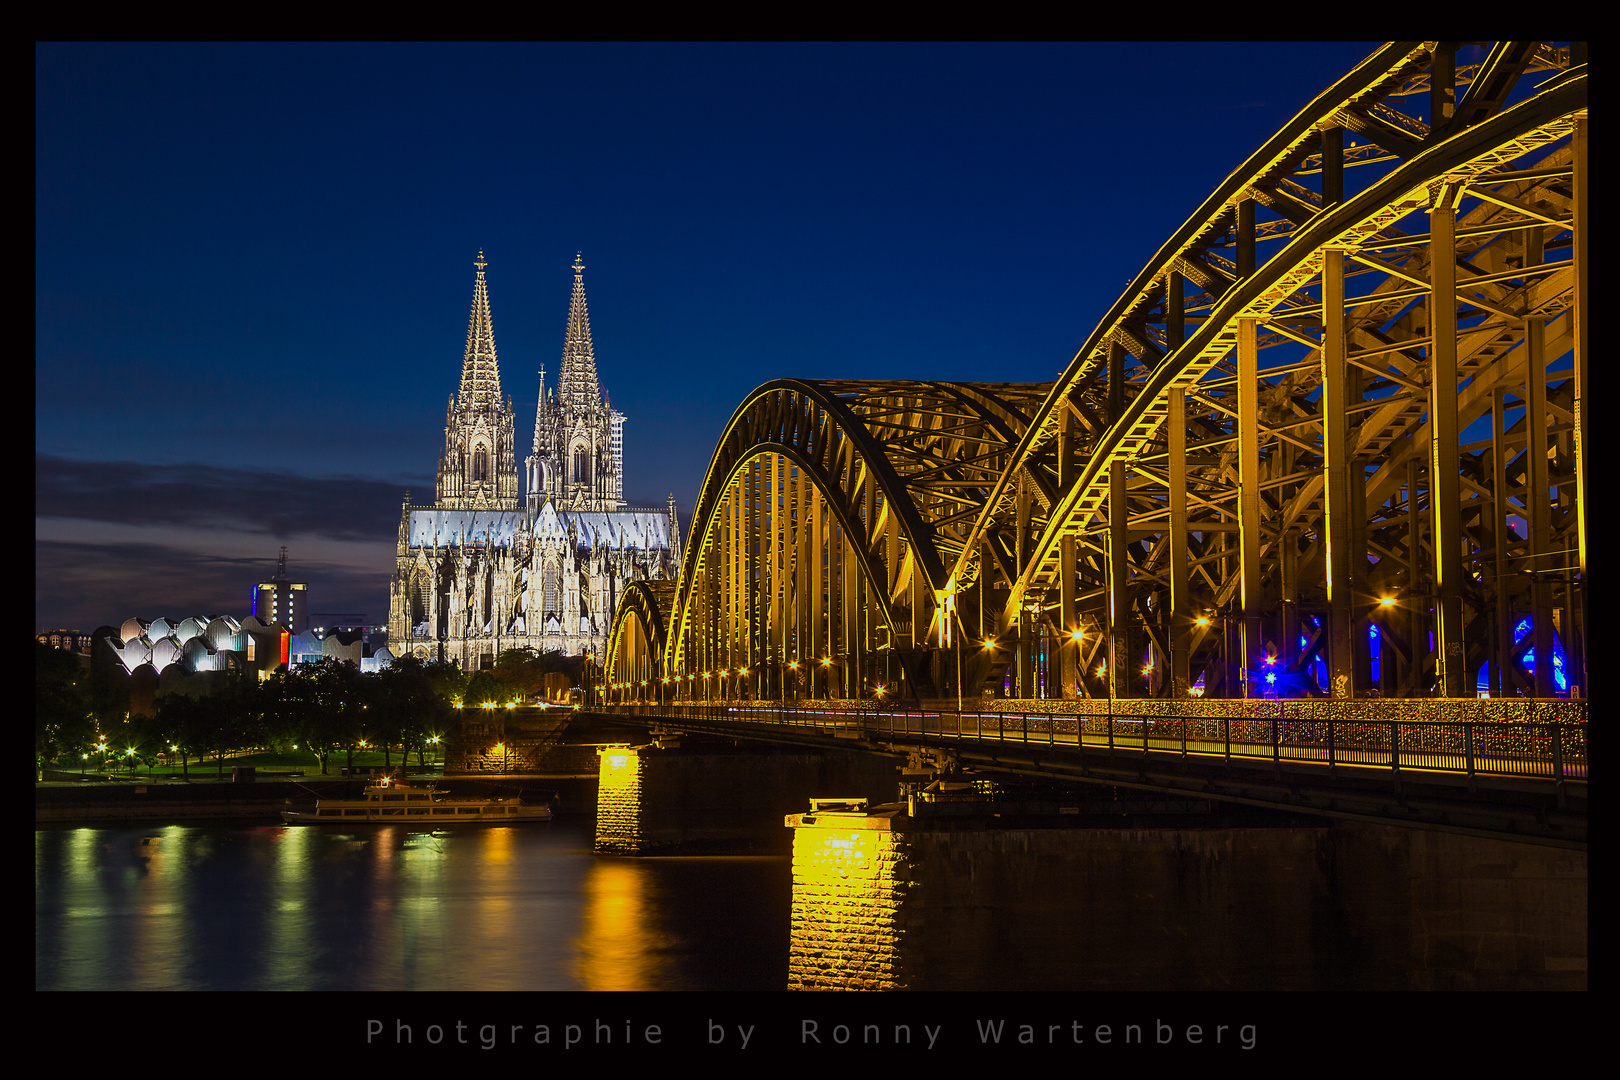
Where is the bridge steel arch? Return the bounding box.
[604,379,1050,704]
[603,579,676,701]
[944,41,1588,703]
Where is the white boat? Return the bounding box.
[280,776,552,824]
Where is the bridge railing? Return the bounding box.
[602,703,1587,783]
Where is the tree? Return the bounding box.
[36,641,96,778]
[464,668,503,708]
[146,692,215,778]
[491,647,571,701]
[364,655,457,770]
[269,659,361,775]
[306,658,364,770]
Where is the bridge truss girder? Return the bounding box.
[946,40,1587,703]
[604,379,1051,703]
[607,43,1588,707]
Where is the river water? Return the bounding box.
[34,821,790,991]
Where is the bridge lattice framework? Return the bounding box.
[606,42,1589,712]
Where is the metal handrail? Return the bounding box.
[601,701,1587,783]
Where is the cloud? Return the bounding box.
[34,454,429,542]
[35,537,394,631]
[34,455,414,629]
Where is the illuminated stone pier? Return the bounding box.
[785,802,1586,991]
[593,741,901,856]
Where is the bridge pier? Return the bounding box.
[592,739,902,856]
[785,803,1586,990]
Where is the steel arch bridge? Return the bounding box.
[607,41,1588,713]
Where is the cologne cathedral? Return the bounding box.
[388,253,680,669]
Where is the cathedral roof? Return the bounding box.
[405,506,672,552]
[457,252,503,410]
[408,508,526,549]
[566,510,672,551]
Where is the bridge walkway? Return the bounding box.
[591,702,1587,847]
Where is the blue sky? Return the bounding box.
[36,41,1379,630]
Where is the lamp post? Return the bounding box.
[982,637,997,702]
[1068,628,1085,700]
[1192,612,1216,698]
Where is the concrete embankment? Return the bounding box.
[35,775,598,825]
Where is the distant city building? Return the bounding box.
[389,253,679,670]
[253,547,309,633]
[37,629,92,655]
[290,624,395,672]
[103,615,274,677]
[101,614,396,688]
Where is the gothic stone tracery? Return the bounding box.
[389,253,680,670]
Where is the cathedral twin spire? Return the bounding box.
[437,251,518,509]
[458,251,503,409]
[437,251,622,514]
[557,252,604,410]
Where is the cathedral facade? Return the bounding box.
[388,254,680,669]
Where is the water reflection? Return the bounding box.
[36,823,788,991]
[573,859,672,990]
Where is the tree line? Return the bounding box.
[35,643,580,778]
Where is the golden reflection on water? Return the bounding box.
[127,829,173,986]
[572,859,672,991]
[266,825,315,990]
[40,822,788,990]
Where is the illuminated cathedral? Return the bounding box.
[388,253,679,669]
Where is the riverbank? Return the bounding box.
[35,774,599,824]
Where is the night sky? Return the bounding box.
[36,41,1379,632]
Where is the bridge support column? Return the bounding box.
[1322,247,1356,698]
[1168,387,1192,697]
[1237,317,1262,697]
[1491,388,1513,697]
[1429,196,1466,697]
[1405,458,1429,696]
[1108,459,1134,698]
[1060,534,1079,699]
[1571,114,1588,697]
[1522,224,1555,698]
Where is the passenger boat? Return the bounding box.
[280,776,551,824]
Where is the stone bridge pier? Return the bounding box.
[784,802,1587,991]
[591,735,901,855]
